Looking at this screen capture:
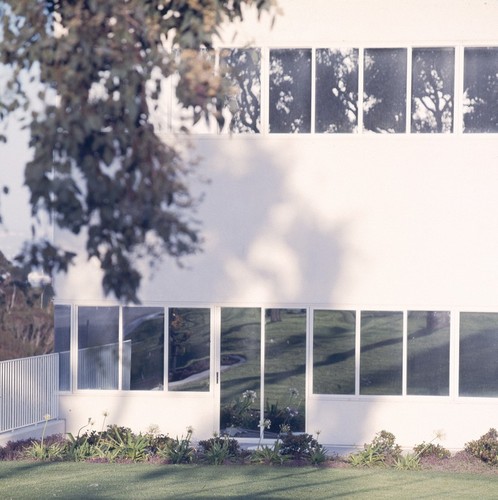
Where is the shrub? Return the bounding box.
[371,430,401,463]
[98,427,151,462]
[250,442,285,465]
[465,428,498,465]
[23,435,66,462]
[157,427,195,464]
[199,435,240,464]
[0,438,35,461]
[309,445,328,465]
[348,430,401,467]
[348,444,384,467]
[279,432,324,461]
[413,442,451,459]
[394,453,421,470]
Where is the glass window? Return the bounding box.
[463,47,498,133]
[220,48,261,133]
[364,48,407,133]
[313,310,356,394]
[407,311,450,395]
[459,313,498,396]
[315,48,358,133]
[411,48,454,133]
[220,308,261,437]
[264,309,306,436]
[168,308,210,392]
[170,48,219,134]
[54,305,71,391]
[360,311,403,395]
[123,307,164,391]
[77,306,119,390]
[269,49,312,133]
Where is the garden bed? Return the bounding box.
[1,423,497,476]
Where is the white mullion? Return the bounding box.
[260,308,266,440]
[71,304,77,392]
[450,310,460,399]
[402,310,408,395]
[357,48,364,134]
[214,49,222,134]
[454,45,464,134]
[118,306,123,390]
[261,47,269,135]
[211,306,218,431]
[310,47,316,134]
[406,48,413,134]
[306,308,314,414]
[164,307,169,391]
[355,309,361,395]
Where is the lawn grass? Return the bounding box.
[1,462,498,499]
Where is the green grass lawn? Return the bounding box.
[1,462,497,499]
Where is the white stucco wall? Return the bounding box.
[53,0,498,450]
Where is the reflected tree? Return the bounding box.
[123,307,164,391]
[463,47,498,133]
[364,48,407,133]
[315,48,358,133]
[269,49,311,133]
[220,48,261,133]
[168,308,210,391]
[411,48,454,133]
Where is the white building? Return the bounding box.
[52,0,498,451]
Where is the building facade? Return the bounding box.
[53,0,498,450]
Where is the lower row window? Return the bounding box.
[313,310,451,396]
[54,306,498,397]
[55,306,211,392]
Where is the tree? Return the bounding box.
[0,0,277,303]
[269,48,311,133]
[463,47,498,133]
[363,48,407,133]
[411,47,454,133]
[315,48,358,133]
[0,251,54,360]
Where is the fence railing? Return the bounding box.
[0,353,59,433]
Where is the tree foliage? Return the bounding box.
[463,47,498,133]
[0,0,276,303]
[411,47,454,133]
[0,251,54,360]
[363,48,407,133]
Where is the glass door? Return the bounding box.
[219,307,306,439]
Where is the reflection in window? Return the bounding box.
[315,48,358,133]
[168,308,210,392]
[460,313,498,396]
[171,49,219,134]
[411,48,454,133]
[269,49,312,133]
[313,310,355,394]
[77,307,119,390]
[407,311,450,395]
[264,309,306,436]
[463,47,498,133]
[54,305,71,391]
[360,311,403,395]
[364,48,407,133]
[123,307,164,391]
[220,48,261,133]
[220,308,261,437]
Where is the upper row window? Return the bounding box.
[270,47,498,134]
[183,46,498,134]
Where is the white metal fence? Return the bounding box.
[0,353,59,433]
